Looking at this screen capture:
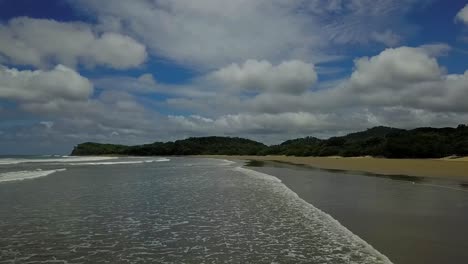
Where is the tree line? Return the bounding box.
[71,125,468,158]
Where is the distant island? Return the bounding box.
[71,125,468,159]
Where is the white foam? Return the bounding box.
[0,156,118,165]
[232,167,282,183]
[68,158,170,166]
[233,166,394,264]
[0,168,66,183]
[202,158,236,166]
[221,159,236,165]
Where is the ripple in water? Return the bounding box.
[0,158,391,263]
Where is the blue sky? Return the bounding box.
[0,0,467,154]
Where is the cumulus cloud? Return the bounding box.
[162,45,468,135]
[71,0,425,68]
[251,46,468,114]
[169,112,345,135]
[0,64,93,102]
[167,109,397,141]
[345,47,468,113]
[349,47,444,89]
[70,0,323,67]
[0,17,147,69]
[209,60,317,94]
[456,4,468,25]
[0,89,174,152]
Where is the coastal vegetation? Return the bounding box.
[72,137,267,156]
[72,125,468,158]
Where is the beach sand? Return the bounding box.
[197,155,468,179]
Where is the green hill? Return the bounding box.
[71,125,468,158]
[72,136,267,156]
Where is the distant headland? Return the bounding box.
[72,125,468,159]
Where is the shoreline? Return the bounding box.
[196,155,468,180]
[242,159,468,264]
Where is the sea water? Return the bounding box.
[0,156,392,263]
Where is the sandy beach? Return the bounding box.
[197,155,468,179]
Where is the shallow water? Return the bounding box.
[0,157,391,263]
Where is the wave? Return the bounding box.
[67,158,170,166]
[0,168,67,183]
[220,159,236,166]
[233,166,393,264]
[0,156,118,165]
[232,167,282,183]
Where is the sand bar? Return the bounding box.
[197,155,468,179]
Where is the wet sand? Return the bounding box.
[242,160,468,264]
[197,155,468,179]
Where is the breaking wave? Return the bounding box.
[67,158,170,166]
[233,166,393,264]
[0,168,67,183]
[233,166,282,183]
[0,156,118,165]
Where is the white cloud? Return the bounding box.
[343,47,468,113]
[0,64,93,102]
[209,60,317,94]
[89,45,468,139]
[166,109,404,141]
[456,4,468,25]
[371,30,401,47]
[40,121,54,129]
[349,47,443,89]
[71,0,425,68]
[417,43,451,57]
[71,0,326,67]
[5,90,172,147]
[137,73,156,85]
[309,0,423,45]
[169,112,342,134]
[94,73,159,94]
[163,45,468,134]
[0,17,147,69]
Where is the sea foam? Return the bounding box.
[0,168,66,183]
[0,156,118,165]
[220,159,236,166]
[67,158,170,166]
[233,166,394,264]
[233,166,282,183]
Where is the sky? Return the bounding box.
[0,0,468,154]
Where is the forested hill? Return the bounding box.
[71,125,468,158]
[71,137,267,156]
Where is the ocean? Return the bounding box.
[0,156,391,264]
